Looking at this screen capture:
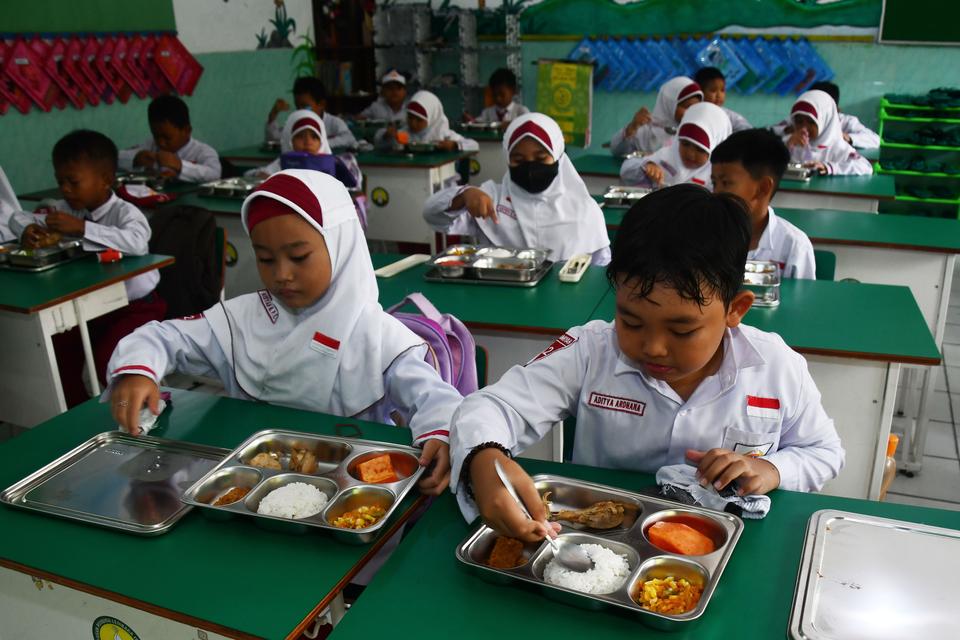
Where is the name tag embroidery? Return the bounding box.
[310,331,341,358]
[528,332,578,364]
[588,392,646,417]
[496,204,517,219]
[259,290,279,324]
[746,395,780,420]
[733,441,774,457]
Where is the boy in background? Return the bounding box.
[266,77,358,150]
[118,95,221,183]
[12,130,166,406]
[473,68,529,126]
[357,69,408,123]
[712,129,816,279]
[694,66,752,133]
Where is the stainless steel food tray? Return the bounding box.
[1,239,88,272]
[406,142,438,154]
[461,121,501,130]
[199,177,264,199]
[603,185,652,207]
[0,240,19,264]
[1,431,228,535]
[456,474,743,630]
[744,260,781,308]
[181,429,425,543]
[426,245,553,285]
[789,509,960,639]
[785,163,814,182]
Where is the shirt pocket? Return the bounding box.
[721,426,780,459]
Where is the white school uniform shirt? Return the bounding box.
[449,321,845,520]
[475,101,530,124]
[771,113,880,150]
[359,97,408,123]
[620,101,732,190]
[723,106,752,132]
[783,90,873,176]
[9,193,157,300]
[266,112,357,150]
[118,137,221,183]
[748,206,816,280]
[610,76,703,156]
[0,166,21,242]
[374,90,480,152]
[423,112,610,265]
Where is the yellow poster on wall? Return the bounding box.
[535,59,593,148]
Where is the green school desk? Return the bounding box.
[372,253,610,461]
[572,153,623,194]
[17,181,200,203]
[358,150,476,253]
[778,207,960,474]
[591,278,940,501]
[773,174,896,213]
[456,127,506,187]
[0,389,427,640]
[0,254,174,427]
[330,459,960,640]
[218,144,276,167]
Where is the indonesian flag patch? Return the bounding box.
[746,395,780,420]
[310,331,341,358]
[528,332,578,364]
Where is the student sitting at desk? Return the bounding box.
[620,102,732,190]
[0,166,22,242]
[771,81,880,150]
[266,77,358,151]
[712,129,816,280]
[11,130,166,407]
[694,66,752,133]
[423,113,610,265]
[470,68,530,127]
[782,90,873,176]
[375,91,479,152]
[105,170,460,495]
[610,76,703,156]
[357,69,408,124]
[448,185,845,533]
[118,95,221,183]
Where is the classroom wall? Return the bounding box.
[519,39,960,156]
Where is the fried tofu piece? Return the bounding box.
[358,454,398,483]
[488,536,525,569]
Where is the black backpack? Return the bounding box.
[148,205,220,319]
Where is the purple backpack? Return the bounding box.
[386,292,478,396]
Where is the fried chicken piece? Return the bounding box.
[249,452,282,470]
[488,536,525,569]
[543,492,630,530]
[290,449,318,474]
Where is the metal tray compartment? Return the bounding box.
[200,177,264,199]
[2,239,87,272]
[0,431,228,535]
[744,260,781,308]
[181,429,425,543]
[0,240,20,263]
[426,245,553,286]
[784,163,814,182]
[603,185,652,207]
[456,474,743,630]
[790,509,960,639]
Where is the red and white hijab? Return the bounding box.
[790,89,843,150]
[281,108,332,155]
[472,113,608,261]
[204,170,420,416]
[656,102,732,187]
[405,90,454,143]
[651,76,703,130]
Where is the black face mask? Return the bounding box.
[509,161,559,194]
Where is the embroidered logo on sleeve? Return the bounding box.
[259,290,279,324]
[746,395,780,420]
[588,392,646,416]
[310,331,341,358]
[179,313,204,320]
[527,332,578,364]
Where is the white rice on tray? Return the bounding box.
[543,543,630,594]
[257,482,328,519]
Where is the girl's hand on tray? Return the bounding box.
[111,374,160,436]
[470,448,561,543]
[686,448,781,496]
[417,439,451,496]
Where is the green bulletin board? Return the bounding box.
[535,59,593,147]
[879,0,960,45]
[0,0,176,34]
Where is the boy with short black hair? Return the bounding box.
[694,66,751,133]
[266,76,357,150]
[449,185,843,537]
[474,68,529,126]
[712,129,816,279]
[11,130,166,406]
[357,69,408,123]
[118,95,221,183]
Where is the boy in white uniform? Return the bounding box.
[712,129,816,279]
[357,69,408,124]
[118,95,221,183]
[694,66,752,133]
[265,77,358,151]
[472,68,529,126]
[449,185,844,537]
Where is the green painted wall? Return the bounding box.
[1,49,295,194]
[519,39,960,157]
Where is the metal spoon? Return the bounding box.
[493,459,594,573]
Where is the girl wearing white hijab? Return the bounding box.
[621,102,732,190]
[783,89,872,176]
[423,113,610,265]
[610,76,703,156]
[105,170,460,494]
[376,90,479,152]
[0,167,22,242]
